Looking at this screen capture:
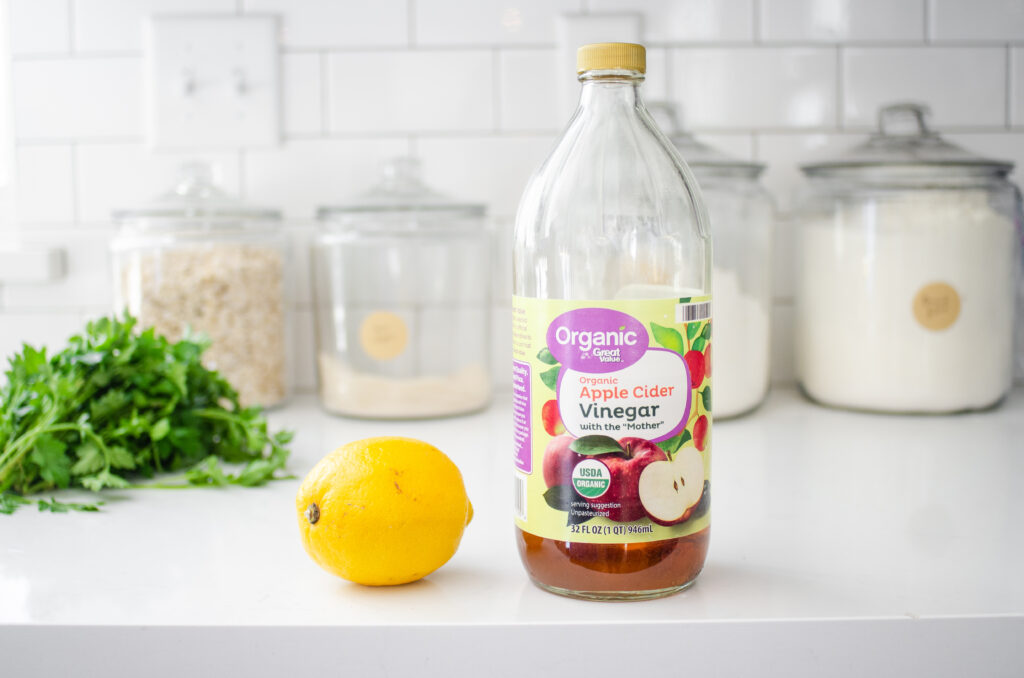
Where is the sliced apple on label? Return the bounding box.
[638,447,705,526]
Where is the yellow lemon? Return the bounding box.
[296,436,473,586]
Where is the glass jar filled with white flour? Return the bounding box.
[112,163,289,408]
[313,157,492,419]
[796,103,1022,413]
[653,103,775,418]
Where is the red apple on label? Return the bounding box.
[705,345,712,377]
[541,399,565,436]
[584,437,668,522]
[684,350,705,389]
[542,433,579,488]
[693,415,709,452]
[638,447,706,526]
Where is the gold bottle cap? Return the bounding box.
[576,42,646,74]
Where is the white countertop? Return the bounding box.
[2,389,1023,677]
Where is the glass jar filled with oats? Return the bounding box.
[111,163,289,408]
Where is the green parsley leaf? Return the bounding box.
[0,314,292,515]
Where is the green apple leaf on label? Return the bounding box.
[700,386,712,411]
[650,322,685,355]
[692,336,707,352]
[701,322,712,339]
[569,435,626,456]
[536,347,558,365]
[686,321,701,340]
[542,485,573,512]
[539,366,560,391]
[658,429,692,457]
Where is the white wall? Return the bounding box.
[1,0,1023,391]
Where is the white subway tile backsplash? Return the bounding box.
[243,0,407,48]
[415,0,581,46]
[690,133,756,161]
[73,0,236,53]
[14,145,76,224]
[416,134,556,217]
[556,12,642,45]
[75,144,241,222]
[282,52,323,136]
[242,137,409,219]
[930,0,1024,42]
[10,0,70,55]
[590,0,755,42]
[644,47,669,102]
[670,48,837,129]
[555,13,642,114]
[0,312,85,365]
[0,230,114,311]
[760,0,925,42]
[755,132,858,213]
[499,49,565,131]
[12,58,143,140]
[843,47,1006,128]
[328,51,495,133]
[6,1,1024,392]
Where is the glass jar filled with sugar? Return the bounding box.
[795,103,1022,413]
[313,157,492,419]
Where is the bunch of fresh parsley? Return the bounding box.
[0,315,292,514]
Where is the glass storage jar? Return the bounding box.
[313,157,492,419]
[654,103,775,418]
[796,102,1022,413]
[111,163,289,408]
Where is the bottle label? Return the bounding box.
[512,296,711,544]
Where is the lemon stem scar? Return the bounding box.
[305,502,320,525]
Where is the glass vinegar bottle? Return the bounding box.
[512,43,713,600]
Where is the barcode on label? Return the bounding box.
[514,472,528,521]
[676,301,711,323]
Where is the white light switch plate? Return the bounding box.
[145,15,280,149]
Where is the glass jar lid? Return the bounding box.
[113,162,281,223]
[649,102,765,179]
[317,157,486,221]
[801,102,1014,178]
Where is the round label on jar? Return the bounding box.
[359,311,408,360]
[913,282,961,331]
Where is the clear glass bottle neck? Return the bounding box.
[577,70,645,110]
